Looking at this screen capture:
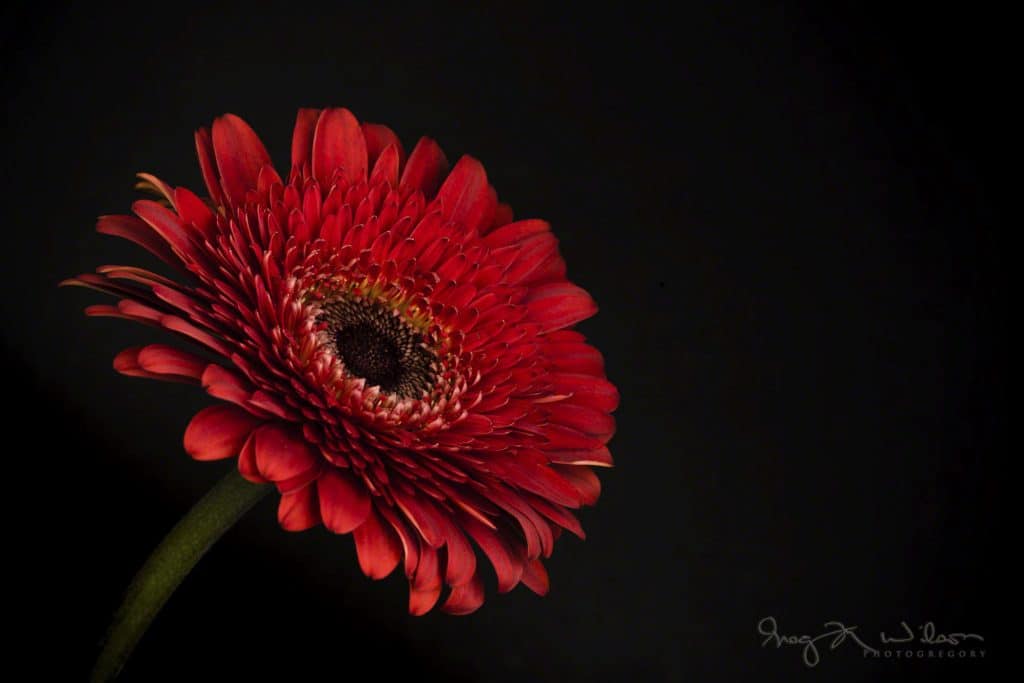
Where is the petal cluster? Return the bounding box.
[67,108,618,614]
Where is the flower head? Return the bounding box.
[67,108,618,614]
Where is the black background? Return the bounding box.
[4,2,1004,681]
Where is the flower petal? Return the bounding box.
[483,219,550,248]
[436,514,476,587]
[526,283,598,333]
[441,573,485,615]
[278,483,321,531]
[409,585,442,616]
[520,558,550,596]
[173,186,216,237]
[436,155,496,233]
[362,122,405,167]
[392,489,446,548]
[400,137,448,196]
[552,465,601,505]
[212,114,272,206]
[317,468,371,534]
[543,403,615,442]
[136,344,206,380]
[194,127,224,205]
[312,108,368,186]
[547,374,619,412]
[184,405,262,461]
[253,423,319,483]
[353,507,402,579]
[462,516,524,593]
[132,200,195,261]
[201,364,255,409]
[369,143,401,187]
[96,215,179,266]
[237,432,267,484]
[290,108,321,172]
[378,504,420,578]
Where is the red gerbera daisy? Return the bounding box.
[67,108,617,615]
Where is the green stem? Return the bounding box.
[91,469,270,682]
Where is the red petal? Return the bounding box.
[412,542,442,593]
[392,489,446,548]
[96,215,179,266]
[290,108,321,173]
[369,143,401,187]
[484,219,550,248]
[521,559,550,596]
[409,584,442,616]
[542,342,605,375]
[253,423,318,483]
[353,507,402,579]
[552,465,601,505]
[194,127,224,204]
[137,344,206,379]
[441,573,485,615]
[548,374,619,411]
[201,364,255,408]
[547,445,614,468]
[132,199,194,260]
[437,514,476,586]
[317,468,371,534]
[112,347,196,384]
[173,186,215,237]
[544,403,615,441]
[362,122,405,167]
[161,315,231,356]
[237,432,267,484]
[278,483,321,531]
[184,405,262,461]
[492,455,581,508]
[462,516,524,593]
[436,156,496,233]
[212,114,272,206]
[526,283,598,333]
[400,137,448,196]
[488,202,514,233]
[526,494,586,539]
[378,504,420,578]
[312,108,368,186]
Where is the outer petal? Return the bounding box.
[290,108,321,172]
[253,423,319,483]
[362,122,405,167]
[353,507,403,579]
[317,468,371,534]
[462,516,525,593]
[211,114,272,206]
[436,155,496,233]
[526,283,598,333]
[278,483,321,531]
[137,344,206,380]
[96,215,179,266]
[237,432,267,484]
[194,128,224,205]
[441,573,485,615]
[552,465,602,505]
[400,137,448,196]
[520,559,550,596]
[184,405,262,461]
[409,585,443,616]
[312,108,368,186]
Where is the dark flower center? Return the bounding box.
[319,297,436,398]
